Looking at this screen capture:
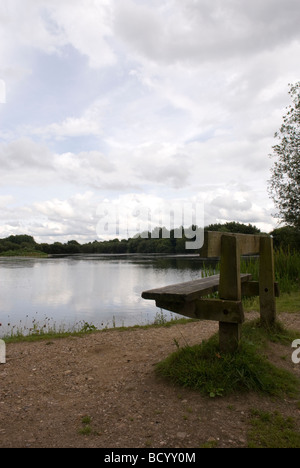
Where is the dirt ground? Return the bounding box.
[1,311,300,449]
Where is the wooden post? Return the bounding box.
[259,236,276,327]
[218,235,242,352]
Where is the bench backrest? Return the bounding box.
[200,230,276,328]
[200,231,261,257]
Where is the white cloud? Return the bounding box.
[34,191,94,220]
[45,0,116,68]
[0,191,99,242]
[27,97,108,140]
[34,117,101,140]
[0,195,15,209]
[0,0,115,66]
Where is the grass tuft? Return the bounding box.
[155,320,300,398]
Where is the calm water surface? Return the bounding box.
[0,254,214,337]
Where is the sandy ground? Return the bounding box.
[1,311,300,448]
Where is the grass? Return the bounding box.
[243,290,300,313]
[248,410,300,448]
[78,416,93,436]
[0,250,48,257]
[199,248,300,295]
[241,248,300,294]
[242,317,299,345]
[274,290,300,313]
[1,319,100,344]
[0,310,195,343]
[155,319,300,399]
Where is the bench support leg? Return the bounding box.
[219,235,242,352]
[219,322,242,354]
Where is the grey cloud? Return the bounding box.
[0,139,118,188]
[55,151,119,190]
[0,139,54,171]
[135,152,191,188]
[211,195,252,212]
[55,150,115,174]
[115,0,300,64]
[206,191,274,228]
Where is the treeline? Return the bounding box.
[0,222,299,256]
[0,234,44,256]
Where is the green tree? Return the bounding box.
[6,234,36,245]
[67,240,80,253]
[268,82,300,229]
[205,222,260,234]
[270,226,300,251]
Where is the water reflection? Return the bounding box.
[0,254,218,337]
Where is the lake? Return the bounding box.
[0,254,216,337]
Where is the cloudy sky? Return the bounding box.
[0,0,299,243]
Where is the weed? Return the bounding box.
[79,322,98,334]
[154,310,168,325]
[79,425,92,435]
[79,416,94,436]
[81,416,92,425]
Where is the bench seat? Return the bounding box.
[142,273,252,303]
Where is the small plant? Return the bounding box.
[173,338,180,349]
[79,425,92,435]
[81,416,92,425]
[208,387,224,398]
[79,322,98,333]
[154,310,168,325]
[79,416,93,435]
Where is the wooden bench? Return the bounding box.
[142,231,279,352]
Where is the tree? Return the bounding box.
[268,82,300,230]
[205,222,260,234]
[6,234,36,245]
[270,226,300,251]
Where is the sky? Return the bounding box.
[0,0,299,244]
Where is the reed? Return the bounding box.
[201,249,299,293]
[273,248,300,293]
[240,249,300,294]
